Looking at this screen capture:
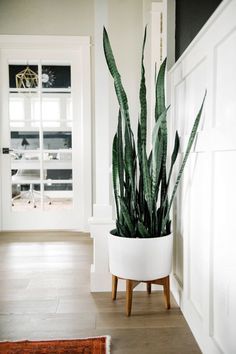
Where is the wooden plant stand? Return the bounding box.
[112,274,170,316]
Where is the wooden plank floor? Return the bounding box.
[0,231,201,353]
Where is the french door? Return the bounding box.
[0,38,91,230]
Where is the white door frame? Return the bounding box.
[0,35,91,231]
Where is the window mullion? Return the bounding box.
[38,62,44,210]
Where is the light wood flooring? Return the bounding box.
[0,231,201,353]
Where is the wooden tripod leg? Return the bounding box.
[163,276,170,309]
[126,279,133,316]
[147,282,151,294]
[112,275,118,300]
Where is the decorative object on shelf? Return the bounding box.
[103,27,206,315]
[42,65,71,89]
[42,67,56,88]
[15,66,38,88]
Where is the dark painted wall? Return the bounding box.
[175,0,222,60]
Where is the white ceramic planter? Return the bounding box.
[108,233,173,281]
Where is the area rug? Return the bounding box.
[0,336,111,354]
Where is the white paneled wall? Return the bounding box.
[169,1,236,353]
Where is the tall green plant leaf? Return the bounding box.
[139,26,147,148]
[124,121,136,207]
[116,220,129,238]
[160,115,168,205]
[117,110,124,199]
[137,121,142,166]
[151,108,169,201]
[141,144,152,219]
[103,27,131,128]
[155,58,167,121]
[166,131,180,189]
[152,136,163,201]
[154,59,168,204]
[137,221,150,238]
[104,27,206,239]
[119,198,135,237]
[112,133,120,223]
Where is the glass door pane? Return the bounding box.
[9,62,73,211]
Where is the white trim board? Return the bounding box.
[0,35,90,48]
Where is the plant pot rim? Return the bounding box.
[109,231,172,239]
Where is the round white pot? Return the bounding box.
[108,233,173,281]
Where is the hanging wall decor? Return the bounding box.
[15,66,38,88]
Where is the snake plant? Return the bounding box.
[104,27,206,238]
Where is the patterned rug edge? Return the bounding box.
[105,335,111,354]
[0,335,111,354]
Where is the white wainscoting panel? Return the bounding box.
[213,151,236,353]
[169,1,236,353]
[188,153,210,320]
[215,30,236,127]
[184,59,207,134]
